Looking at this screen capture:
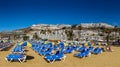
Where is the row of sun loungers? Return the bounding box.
[31,41,103,63]
[4,41,103,63]
[31,42,67,63]
[5,44,26,63]
[74,46,102,58]
[0,42,13,51]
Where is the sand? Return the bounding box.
[0,45,120,67]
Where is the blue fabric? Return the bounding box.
[21,42,27,47]
[45,51,64,61]
[6,54,25,60]
[13,45,23,53]
[38,47,53,56]
[64,45,74,53]
[74,48,91,57]
[78,46,86,52]
[93,47,102,54]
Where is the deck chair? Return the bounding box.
[73,45,80,51]
[87,46,94,52]
[93,47,102,54]
[38,47,53,56]
[12,45,24,53]
[5,53,26,63]
[74,49,91,58]
[44,51,66,63]
[78,46,86,52]
[64,45,74,53]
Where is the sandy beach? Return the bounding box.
[0,45,120,67]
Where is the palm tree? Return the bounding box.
[0,33,1,38]
[67,30,74,40]
[119,28,120,40]
[52,31,55,34]
[47,29,52,33]
[23,35,29,41]
[114,25,119,41]
[105,28,112,44]
[77,25,82,38]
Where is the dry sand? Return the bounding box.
[0,45,120,67]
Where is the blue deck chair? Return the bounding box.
[21,42,27,47]
[59,42,65,49]
[31,43,36,49]
[38,47,53,56]
[0,42,12,50]
[64,45,74,53]
[5,53,26,63]
[33,43,42,52]
[78,46,86,52]
[87,46,94,52]
[75,47,93,58]
[74,49,91,58]
[34,44,41,52]
[40,45,48,52]
[12,45,24,53]
[93,47,102,54]
[88,42,92,47]
[48,42,53,48]
[72,45,80,51]
[44,51,66,63]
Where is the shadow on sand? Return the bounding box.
[26,55,35,60]
[24,50,29,52]
[1,45,14,51]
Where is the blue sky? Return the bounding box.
[0,0,120,31]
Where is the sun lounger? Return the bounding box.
[64,45,74,53]
[93,47,102,54]
[5,53,26,63]
[44,51,66,63]
[78,46,86,52]
[38,47,53,56]
[74,49,91,58]
[12,45,24,53]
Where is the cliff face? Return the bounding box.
[13,23,115,33]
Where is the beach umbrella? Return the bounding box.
[27,42,32,47]
[98,42,101,46]
[18,42,26,46]
[105,43,108,46]
[18,42,32,47]
[64,43,68,47]
[59,42,64,48]
[52,42,55,45]
[44,41,48,44]
[18,42,24,46]
[84,42,88,47]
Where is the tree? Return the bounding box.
[47,29,52,33]
[23,35,29,41]
[52,31,55,34]
[41,30,46,34]
[33,33,39,40]
[114,25,119,41]
[67,30,74,40]
[77,25,82,38]
[105,28,112,44]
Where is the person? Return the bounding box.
[105,43,114,52]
